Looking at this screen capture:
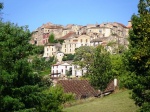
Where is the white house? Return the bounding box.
[51,61,87,78]
[51,62,72,77]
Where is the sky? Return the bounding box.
[1,0,139,32]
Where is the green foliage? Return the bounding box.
[48,33,55,43]
[89,45,113,91]
[0,21,68,112]
[66,68,72,77]
[62,54,75,61]
[0,2,3,10]
[110,54,123,76]
[48,33,64,44]
[73,46,94,75]
[41,86,75,112]
[31,56,54,76]
[32,45,44,55]
[123,0,150,111]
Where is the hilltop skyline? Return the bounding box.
[1,0,139,32]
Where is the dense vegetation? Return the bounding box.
[123,0,150,111]
[0,21,73,112]
[1,0,150,112]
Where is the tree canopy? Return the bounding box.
[88,45,113,91]
[73,46,94,75]
[124,0,150,111]
[0,22,73,112]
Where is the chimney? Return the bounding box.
[127,21,132,28]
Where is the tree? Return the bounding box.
[0,22,71,111]
[48,33,55,43]
[73,46,94,75]
[124,0,150,111]
[89,45,113,91]
[0,2,3,17]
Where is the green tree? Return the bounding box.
[48,33,55,43]
[0,2,3,16]
[73,46,94,75]
[89,45,113,91]
[0,22,70,112]
[39,86,74,112]
[124,0,150,111]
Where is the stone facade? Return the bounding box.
[32,21,131,57]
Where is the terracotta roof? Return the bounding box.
[57,80,99,99]
[59,31,76,40]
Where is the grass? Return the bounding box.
[63,90,139,112]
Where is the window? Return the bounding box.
[65,45,66,48]
[47,48,48,51]
[81,39,82,43]
[70,44,71,47]
[70,49,71,52]
[62,69,63,73]
[86,39,88,43]
[75,44,76,47]
[52,48,53,51]
[65,49,66,52]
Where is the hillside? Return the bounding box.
[63,90,139,112]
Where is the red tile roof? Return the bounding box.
[57,80,99,99]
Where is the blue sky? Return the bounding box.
[1,0,139,32]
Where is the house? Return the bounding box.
[51,62,72,78]
[57,80,99,99]
[43,43,57,57]
[51,61,87,78]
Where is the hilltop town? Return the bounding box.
[30,21,132,79]
[31,21,132,53]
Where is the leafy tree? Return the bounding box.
[31,56,54,76]
[0,22,41,111]
[32,45,44,55]
[89,45,113,91]
[0,22,71,111]
[73,46,94,75]
[0,2,3,18]
[124,0,150,111]
[38,86,74,112]
[110,54,123,77]
[48,33,55,43]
